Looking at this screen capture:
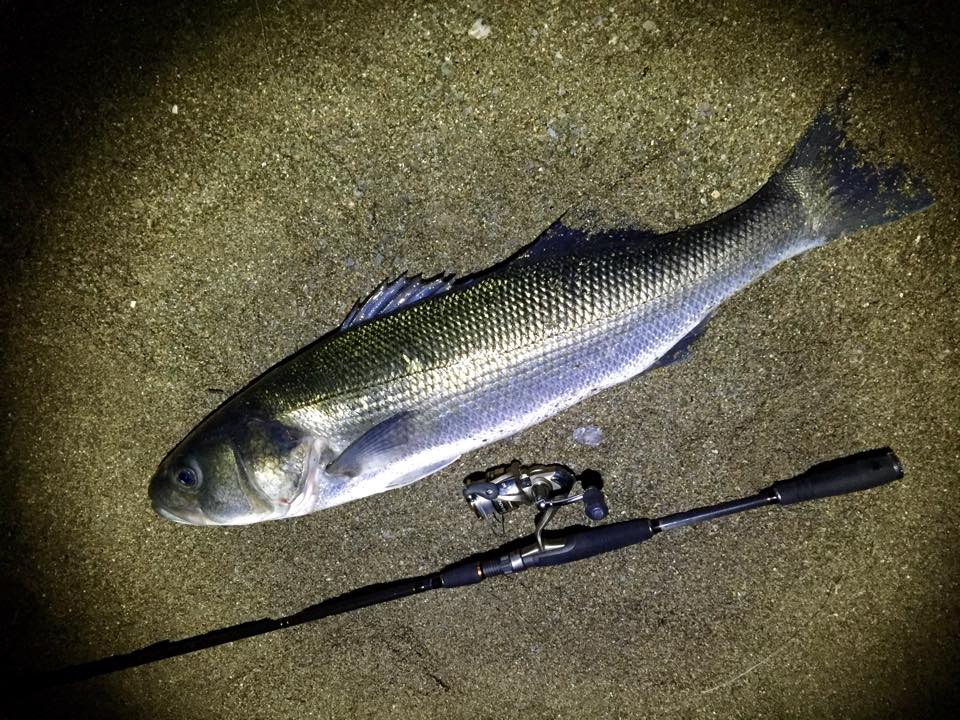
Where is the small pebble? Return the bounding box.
[642,20,658,32]
[468,18,491,40]
[171,104,179,114]
[572,425,604,447]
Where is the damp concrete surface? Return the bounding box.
[0,1,957,718]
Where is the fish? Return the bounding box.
[149,108,932,526]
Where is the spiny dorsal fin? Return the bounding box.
[339,273,456,331]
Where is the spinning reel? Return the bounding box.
[462,460,609,551]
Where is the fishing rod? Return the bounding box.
[27,447,902,688]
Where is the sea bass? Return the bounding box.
[149,109,931,525]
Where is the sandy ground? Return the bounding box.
[1,1,957,718]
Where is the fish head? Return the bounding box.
[150,408,324,526]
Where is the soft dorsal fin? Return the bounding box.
[340,273,456,331]
[520,218,588,260]
[519,217,659,262]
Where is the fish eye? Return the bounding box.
[175,467,200,488]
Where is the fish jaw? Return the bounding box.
[153,506,211,525]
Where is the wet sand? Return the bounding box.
[1,1,957,717]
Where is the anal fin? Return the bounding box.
[648,313,712,371]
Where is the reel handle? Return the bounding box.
[582,487,608,521]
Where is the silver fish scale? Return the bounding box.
[252,185,809,452]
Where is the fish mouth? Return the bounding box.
[149,472,213,525]
[154,505,211,525]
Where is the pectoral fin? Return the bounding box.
[326,412,460,491]
[326,412,416,478]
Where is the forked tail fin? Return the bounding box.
[774,109,933,242]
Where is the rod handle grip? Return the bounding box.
[523,519,656,568]
[771,447,902,506]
